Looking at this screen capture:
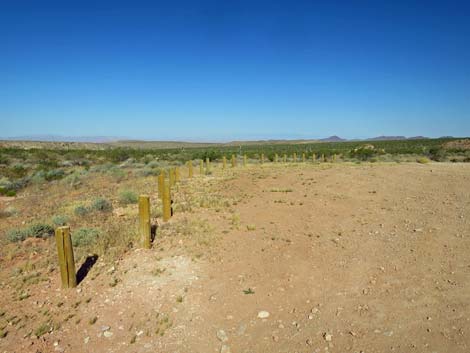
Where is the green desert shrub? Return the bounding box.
[26,223,55,238]
[72,227,101,247]
[44,169,65,181]
[119,190,138,204]
[74,205,89,217]
[349,145,382,161]
[428,147,447,161]
[146,160,161,168]
[52,215,70,226]
[137,167,159,177]
[0,154,9,165]
[0,188,16,197]
[107,167,126,181]
[6,229,27,242]
[6,223,54,242]
[30,170,47,184]
[91,197,113,212]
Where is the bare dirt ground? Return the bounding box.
[1,162,470,353]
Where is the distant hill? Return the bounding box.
[319,136,346,142]
[367,136,407,141]
[367,136,431,141]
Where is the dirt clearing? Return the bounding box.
[1,163,469,353]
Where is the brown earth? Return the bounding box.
[444,139,470,150]
[1,162,470,353]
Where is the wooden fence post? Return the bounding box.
[139,195,151,249]
[188,160,193,178]
[261,153,264,164]
[283,154,287,163]
[231,155,236,168]
[205,157,210,174]
[200,160,204,174]
[302,153,306,163]
[321,154,325,162]
[55,226,77,288]
[175,167,180,182]
[169,168,175,186]
[158,172,165,199]
[333,153,337,162]
[162,180,171,221]
[293,153,297,162]
[223,156,227,170]
[275,153,278,163]
[312,153,316,162]
[243,154,247,166]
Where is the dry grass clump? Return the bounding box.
[416,157,431,164]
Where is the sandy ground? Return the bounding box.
[1,162,470,353]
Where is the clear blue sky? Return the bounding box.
[1,0,469,141]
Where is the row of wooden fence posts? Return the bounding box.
[56,161,199,288]
[253,152,338,163]
[55,152,340,288]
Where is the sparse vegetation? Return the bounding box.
[6,223,54,242]
[119,190,138,204]
[34,322,50,337]
[90,197,113,212]
[416,157,431,164]
[74,204,88,215]
[269,188,293,192]
[52,214,69,226]
[72,227,101,247]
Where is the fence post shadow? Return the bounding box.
[76,254,99,285]
[151,223,158,242]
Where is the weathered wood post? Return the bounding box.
[302,153,306,163]
[175,167,180,182]
[321,154,325,162]
[283,154,287,163]
[223,156,227,170]
[188,161,193,178]
[158,172,165,199]
[333,153,337,162]
[162,180,171,221]
[312,153,316,162]
[55,226,77,288]
[275,153,278,163]
[243,154,247,166]
[261,153,264,164]
[231,154,236,168]
[293,152,297,162]
[169,168,175,186]
[205,157,210,174]
[200,160,204,174]
[139,195,151,249]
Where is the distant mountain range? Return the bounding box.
[0,134,451,144]
[1,135,123,143]
[365,135,429,141]
[319,135,347,142]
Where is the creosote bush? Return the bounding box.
[44,169,65,181]
[90,197,113,212]
[119,190,138,204]
[72,228,101,247]
[52,215,70,226]
[74,205,89,217]
[6,223,54,242]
